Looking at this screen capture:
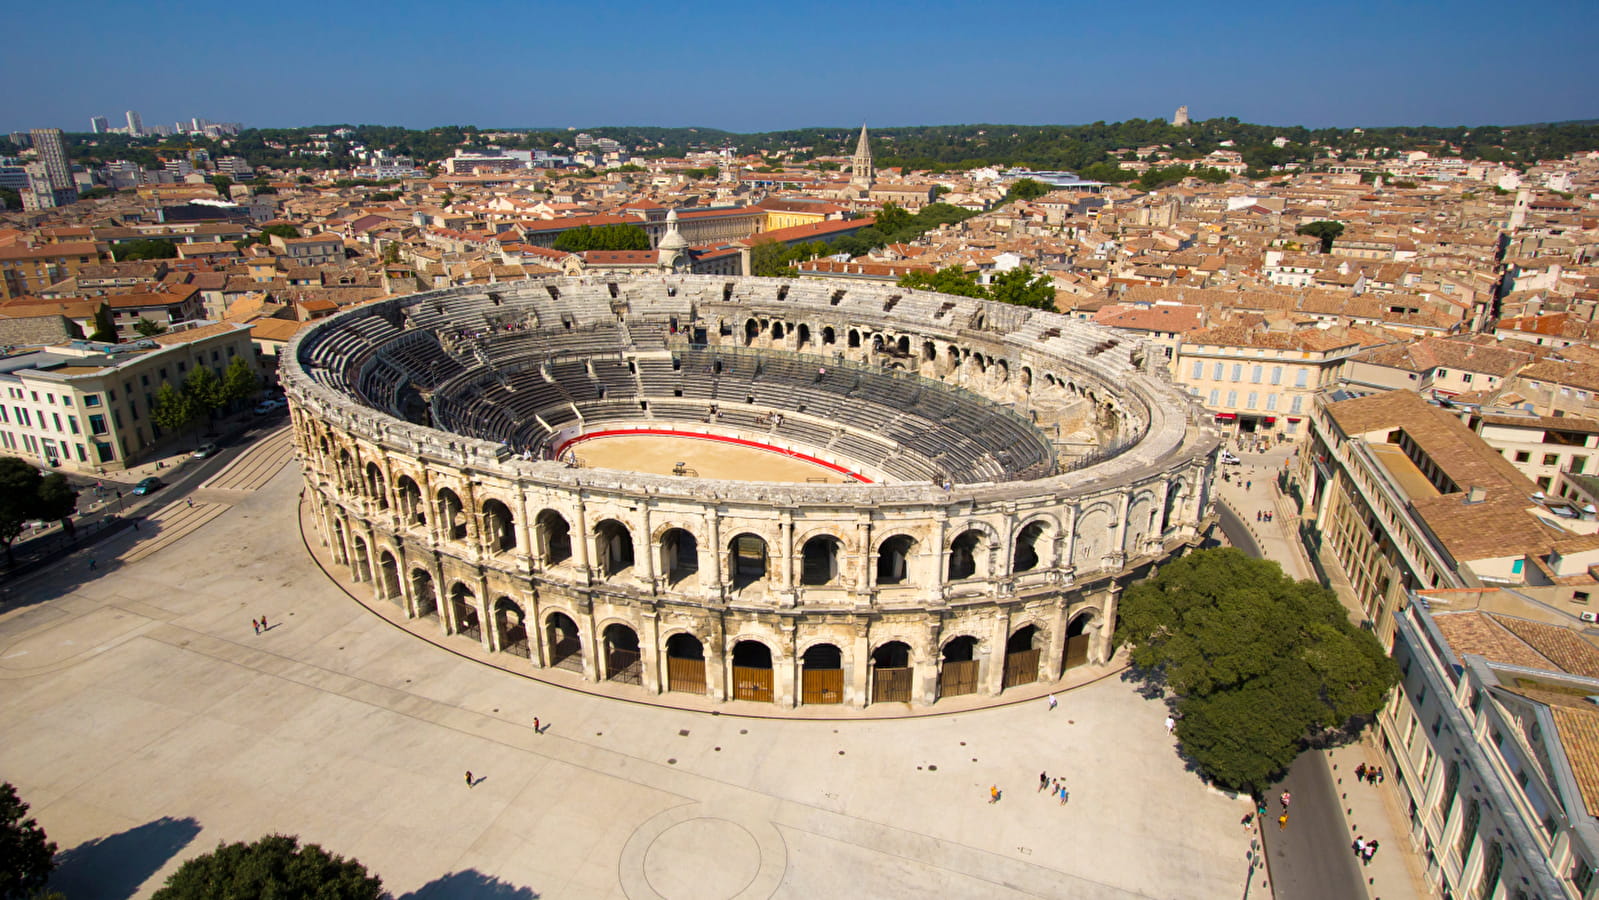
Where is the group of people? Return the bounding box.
[1354,762,1386,785]
[1254,510,1274,523]
[1038,771,1069,805]
[1352,835,1381,866]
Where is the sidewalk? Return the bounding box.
[1216,440,1430,900]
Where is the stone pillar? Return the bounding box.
[1095,583,1122,664]
[855,520,872,593]
[778,620,798,708]
[429,556,450,636]
[640,506,656,588]
[640,610,662,695]
[780,518,795,591]
[1045,595,1070,682]
[985,609,1010,696]
[476,574,492,653]
[706,510,723,594]
[579,601,601,682]
[916,625,940,705]
[514,489,534,573]
[849,622,870,708]
[574,499,592,583]
[707,613,728,701]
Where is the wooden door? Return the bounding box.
[939,659,979,698]
[873,667,912,703]
[802,668,844,704]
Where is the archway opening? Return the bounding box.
[796,323,811,348]
[728,533,768,590]
[876,535,916,586]
[801,643,844,705]
[939,636,979,698]
[594,519,635,577]
[730,640,774,702]
[397,476,425,526]
[1013,521,1046,573]
[665,633,707,695]
[450,583,480,640]
[800,535,841,586]
[351,535,372,583]
[546,611,582,670]
[744,319,760,346]
[411,569,437,619]
[603,623,642,684]
[437,488,467,541]
[948,529,982,581]
[536,509,572,566]
[482,499,516,553]
[872,640,913,703]
[365,463,388,508]
[1003,624,1040,689]
[660,528,699,585]
[378,550,401,605]
[1063,611,1095,671]
[496,597,529,658]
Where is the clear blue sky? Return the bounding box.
[5,0,1596,134]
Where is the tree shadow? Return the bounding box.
[1117,663,1167,700]
[397,870,540,899]
[49,815,202,899]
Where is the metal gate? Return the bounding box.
[873,667,912,703]
[1003,649,1041,688]
[940,660,979,697]
[1063,634,1090,670]
[802,668,844,704]
[550,634,583,671]
[666,657,706,694]
[732,665,773,702]
[607,649,642,685]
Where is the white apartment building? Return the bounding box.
[0,323,259,473]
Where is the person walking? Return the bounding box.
[533,716,541,734]
[465,770,474,788]
[1047,693,1058,711]
[989,785,1000,804]
[87,557,97,571]
[1355,762,1367,782]
[1362,842,1377,866]
[1279,791,1291,810]
[252,618,260,635]
[1353,835,1366,856]
[186,498,194,509]
[1057,781,1067,806]
[1039,771,1048,792]
[1165,715,1176,735]
[260,615,268,630]
[1278,813,1288,830]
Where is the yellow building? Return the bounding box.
[757,198,846,233]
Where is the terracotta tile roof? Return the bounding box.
[1549,705,1599,815]
[1432,611,1554,669]
[1490,615,1599,679]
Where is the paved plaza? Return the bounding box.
[1,443,1257,899]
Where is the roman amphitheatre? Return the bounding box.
[284,273,1218,711]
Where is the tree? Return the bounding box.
[0,187,19,210]
[1295,220,1345,254]
[211,175,233,198]
[221,357,261,408]
[0,459,77,565]
[183,366,225,428]
[873,202,913,234]
[0,782,56,900]
[88,304,117,342]
[898,266,986,298]
[150,382,197,443]
[1003,177,1049,203]
[112,239,178,262]
[987,266,1056,309]
[551,224,651,253]
[133,319,168,337]
[261,223,301,241]
[1116,548,1397,794]
[749,239,796,277]
[151,834,381,900]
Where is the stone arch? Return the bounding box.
[821,325,836,345]
[1003,623,1042,689]
[350,534,372,582]
[1012,517,1055,573]
[938,634,981,698]
[364,462,388,508]
[436,487,466,541]
[593,518,636,576]
[1072,503,1115,570]
[730,639,775,703]
[1062,607,1101,671]
[744,318,760,345]
[796,323,811,348]
[663,631,707,695]
[1161,478,1189,533]
[495,596,530,657]
[771,321,785,341]
[601,621,642,683]
[1124,491,1160,554]
[535,508,572,565]
[658,526,699,585]
[800,642,844,705]
[338,447,356,490]
[546,610,582,669]
[875,533,919,586]
[377,549,401,605]
[799,534,842,586]
[449,582,480,639]
[481,498,516,553]
[870,639,914,704]
[726,532,768,590]
[410,568,437,619]
[946,528,990,581]
[396,475,425,525]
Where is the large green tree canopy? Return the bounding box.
[1115,548,1397,793]
[0,458,79,565]
[151,834,381,900]
[0,781,56,899]
[551,224,651,252]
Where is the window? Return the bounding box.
[1212,363,1223,380]
[1266,393,1278,411]
[1251,365,1262,384]
[1573,456,1588,474]
[1462,373,1473,383]
[1513,559,1525,575]
[1515,451,1531,463]
[1576,591,1590,604]
[1191,360,1203,379]
[1231,364,1242,382]
[1271,366,1282,385]
[88,414,107,435]
[1544,453,1560,467]
[1208,389,1219,406]
[1290,395,1304,414]
[1295,369,1309,388]
[1226,390,1237,408]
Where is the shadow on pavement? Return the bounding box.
[398,870,540,899]
[49,815,202,898]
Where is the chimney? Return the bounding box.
[1466,485,1487,504]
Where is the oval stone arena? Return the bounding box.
[284,274,1219,710]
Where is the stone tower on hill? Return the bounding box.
[1172,105,1191,127]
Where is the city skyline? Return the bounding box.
[2,0,1596,135]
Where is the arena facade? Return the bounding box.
[284,275,1219,710]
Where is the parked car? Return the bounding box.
[192,442,220,459]
[1219,451,1242,465]
[253,398,286,415]
[132,477,163,495]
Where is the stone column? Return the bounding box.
[778,620,799,708]
[574,498,592,583]
[916,625,940,706]
[1044,595,1070,682]
[985,609,1011,696]
[429,556,450,636]
[706,510,724,595]
[849,622,870,708]
[579,600,601,682]
[639,505,657,589]
[476,573,493,653]
[514,489,534,574]
[1096,583,1122,664]
[640,610,662,695]
[855,520,873,594]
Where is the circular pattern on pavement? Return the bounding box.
[644,817,760,899]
